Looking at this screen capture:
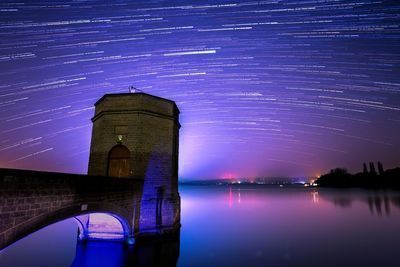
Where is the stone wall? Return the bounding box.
[0,168,142,250]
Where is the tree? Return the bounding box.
[377,161,384,175]
[369,162,377,175]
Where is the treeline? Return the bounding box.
[315,162,400,189]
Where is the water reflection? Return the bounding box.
[223,185,400,217]
[72,233,180,267]
[315,189,400,216]
[178,186,400,267]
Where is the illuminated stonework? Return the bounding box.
[88,92,181,239]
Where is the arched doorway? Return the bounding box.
[108,145,130,177]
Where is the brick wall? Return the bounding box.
[0,168,142,250]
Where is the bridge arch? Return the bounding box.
[0,168,142,250]
[74,212,132,242]
[1,202,135,250]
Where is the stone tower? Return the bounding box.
[88,92,180,236]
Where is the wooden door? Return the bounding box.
[108,145,130,177]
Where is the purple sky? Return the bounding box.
[0,0,399,179]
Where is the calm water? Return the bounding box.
[1,185,400,267]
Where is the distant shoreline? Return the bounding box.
[315,164,400,190]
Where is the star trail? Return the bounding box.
[0,0,399,179]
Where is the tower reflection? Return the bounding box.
[72,232,180,267]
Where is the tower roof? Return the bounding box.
[94,92,180,113]
[92,92,180,124]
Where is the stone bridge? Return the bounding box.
[0,167,178,251]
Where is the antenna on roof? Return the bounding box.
[129,85,143,93]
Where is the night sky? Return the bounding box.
[0,0,399,179]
